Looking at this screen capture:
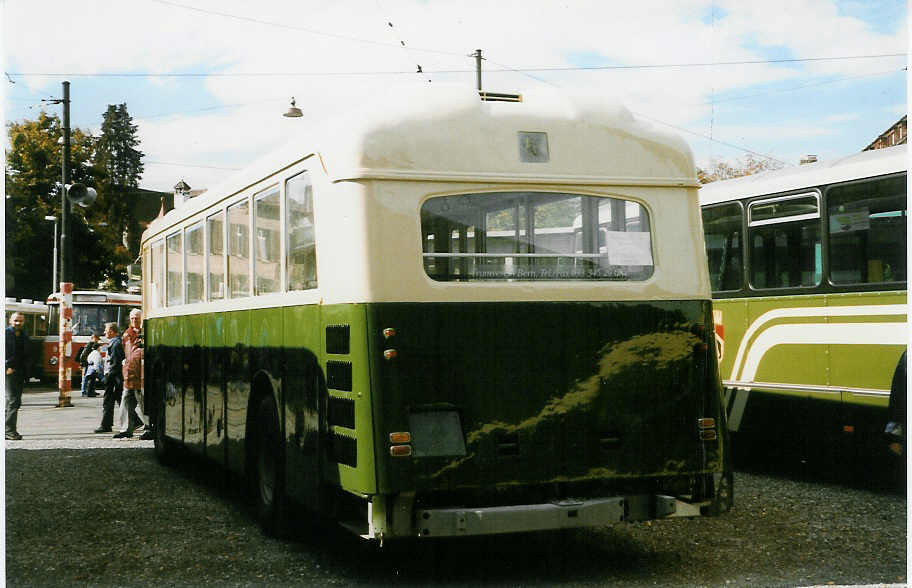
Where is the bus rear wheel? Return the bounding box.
[253,394,286,536]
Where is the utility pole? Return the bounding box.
[473,49,483,91]
[60,81,71,284]
[57,81,73,408]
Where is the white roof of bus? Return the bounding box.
[145,85,697,239]
[46,291,141,304]
[699,144,908,206]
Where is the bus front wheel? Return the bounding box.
[253,394,286,536]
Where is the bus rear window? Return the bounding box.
[421,192,653,282]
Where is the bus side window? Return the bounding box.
[748,194,821,289]
[702,203,743,292]
[166,231,184,306]
[286,171,318,291]
[186,222,204,303]
[207,211,225,300]
[827,176,907,285]
[228,199,251,298]
[255,188,281,295]
[148,239,165,309]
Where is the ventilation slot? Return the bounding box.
[329,397,355,429]
[326,360,353,391]
[326,325,350,355]
[332,434,357,468]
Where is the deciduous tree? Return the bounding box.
[698,153,784,184]
[5,112,104,299]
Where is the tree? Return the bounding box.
[5,112,104,299]
[698,153,784,184]
[94,103,145,285]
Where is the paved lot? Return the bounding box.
[4,385,906,587]
[6,384,152,448]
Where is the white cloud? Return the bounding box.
[4,0,907,191]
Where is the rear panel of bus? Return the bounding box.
[362,300,725,506]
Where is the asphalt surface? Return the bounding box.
[4,384,908,587]
[4,383,153,448]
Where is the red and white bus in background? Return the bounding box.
[42,291,141,384]
[4,298,50,382]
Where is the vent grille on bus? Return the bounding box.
[326,325,350,355]
[326,361,353,391]
[332,434,357,468]
[329,396,355,429]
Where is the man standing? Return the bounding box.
[94,322,124,434]
[5,311,29,440]
[115,309,150,439]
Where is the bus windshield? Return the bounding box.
[421,191,653,281]
[48,304,124,337]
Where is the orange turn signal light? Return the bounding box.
[390,444,412,457]
[383,327,396,339]
[700,430,718,441]
[383,349,398,360]
[389,432,411,444]
[697,418,715,429]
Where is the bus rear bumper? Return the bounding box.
[366,494,707,540]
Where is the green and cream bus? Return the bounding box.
[141,86,731,542]
[699,145,907,465]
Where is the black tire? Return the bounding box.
[253,394,286,536]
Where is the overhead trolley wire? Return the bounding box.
[7,51,905,79]
[146,0,466,58]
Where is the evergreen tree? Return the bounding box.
[95,103,145,283]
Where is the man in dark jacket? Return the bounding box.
[6,311,29,440]
[94,323,124,433]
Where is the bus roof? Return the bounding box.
[699,144,908,206]
[145,85,698,239]
[46,291,142,305]
[4,298,49,314]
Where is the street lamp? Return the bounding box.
[44,215,58,294]
[283,97,303,118]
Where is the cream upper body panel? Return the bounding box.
[142,85,707,316]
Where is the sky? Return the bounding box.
[2,0,908,193]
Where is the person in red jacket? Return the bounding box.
[114,308,151,439]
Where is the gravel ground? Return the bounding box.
[5,444,907,587]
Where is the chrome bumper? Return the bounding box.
[409,495,705,538]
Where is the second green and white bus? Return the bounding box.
[699,145,907,469]
[141,86,731,541]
